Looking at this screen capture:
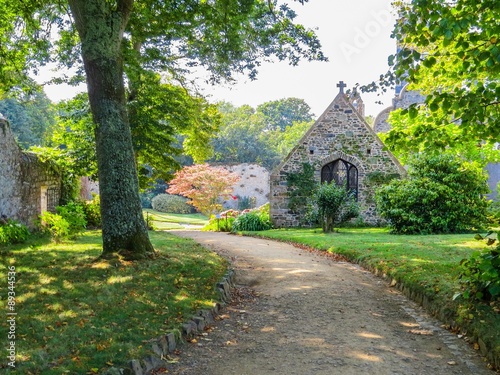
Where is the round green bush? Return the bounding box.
[151,194,193,214]
[82,195,101,228]
[0,219,30,245]
[376,154,489,234]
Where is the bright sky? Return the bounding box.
[42,0,396,118]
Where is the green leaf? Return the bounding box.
[423,56,437,68]
[408,106,418,119]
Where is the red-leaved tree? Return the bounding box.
[167,164,240,216]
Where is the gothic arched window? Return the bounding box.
[321,159,358,199]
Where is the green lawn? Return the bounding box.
[2,224,498,372]
[244,227,500,368]
[0,230,227,374]
[144,209,209,230]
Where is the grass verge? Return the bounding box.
[0,230,227,374]
[244,227,500,370]
[144,209,209,230]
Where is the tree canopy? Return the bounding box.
[210,100,313,169]
[257,97,314,131]
[0,91,56,148]
[210,102,279,168]
[0,1,326,257]
[372,0,499,155]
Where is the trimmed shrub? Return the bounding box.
[82,195,101,228]
[315,182,359,233]
[0,219,30,245]
[40,201,87,242]
[376,154,489,234]
[151,194,193,214]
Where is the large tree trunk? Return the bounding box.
[69,0,154,258]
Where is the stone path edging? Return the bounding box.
[103,269,236,375]
[368,264,499,370]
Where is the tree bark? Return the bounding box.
[68,0,154,258]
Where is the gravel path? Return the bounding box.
[165,231,493,375]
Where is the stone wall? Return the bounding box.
[0,118,61,227]
[270,91,406,227]
[221,163,269,210]
[80,176,100,200]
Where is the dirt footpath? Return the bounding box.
[167,231,493,375]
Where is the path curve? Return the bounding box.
[167,231,493,375]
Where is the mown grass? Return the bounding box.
[144,209,209,230]
[244,227,500,368]
[0,230,227,374]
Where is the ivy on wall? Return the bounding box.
[286,162,317,214]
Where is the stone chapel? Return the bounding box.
[270,82,406,227]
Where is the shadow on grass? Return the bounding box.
[0,230,227,374]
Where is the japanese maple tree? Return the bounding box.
[167,164,240,216]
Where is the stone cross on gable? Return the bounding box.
[337,81,347,94]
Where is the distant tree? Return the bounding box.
[267,120,312,160]
[167,164,240,216]
[211,100,314,170]
[257,97,314,131]
[0,91,56,148]
[210,102,280,169]
[48,94,98,179]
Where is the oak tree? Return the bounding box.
[1,1,325,258]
